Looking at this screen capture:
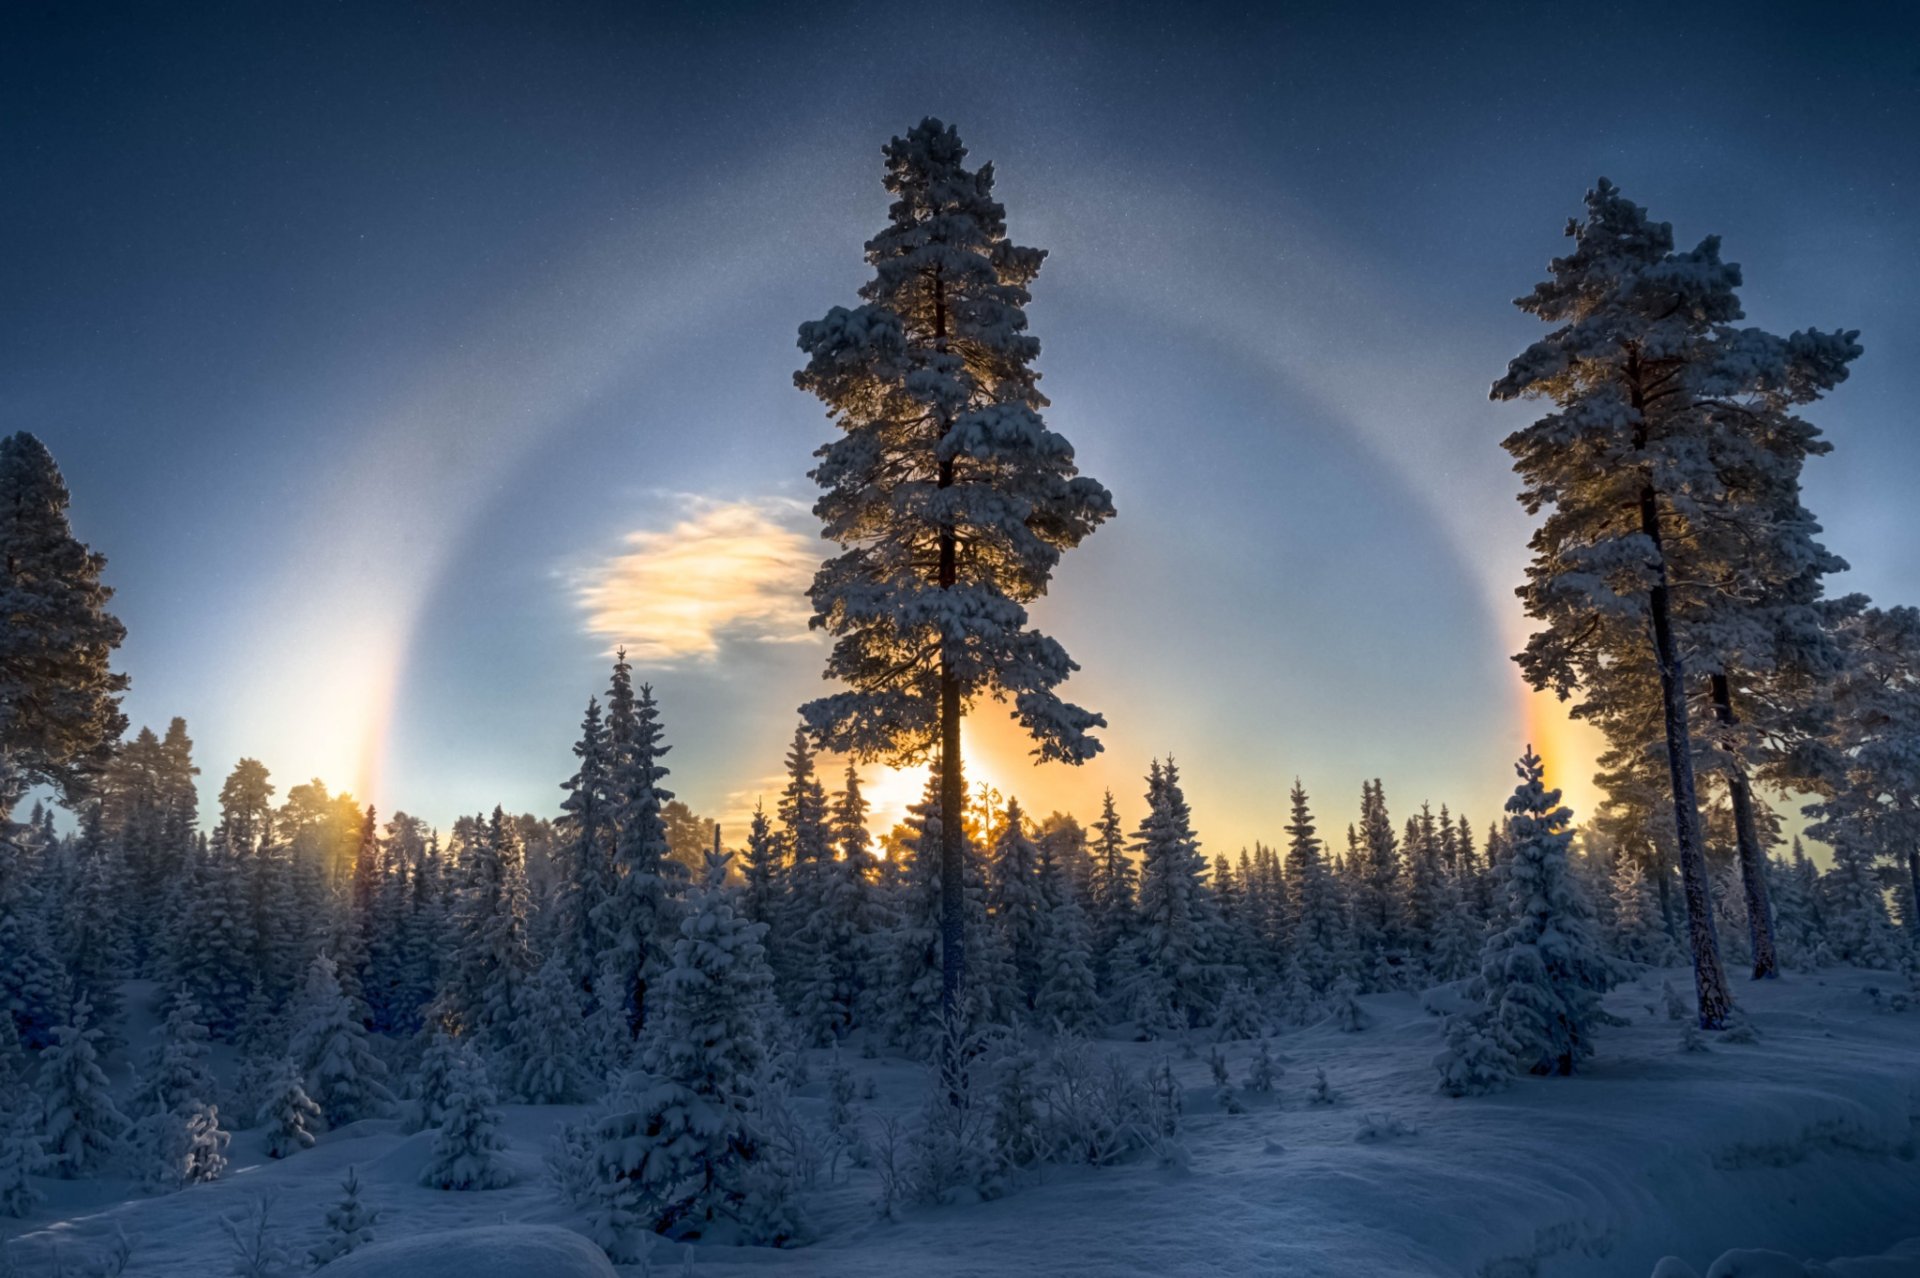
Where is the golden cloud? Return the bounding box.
[578,497,820,662]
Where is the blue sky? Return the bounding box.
[4,1,1916,849]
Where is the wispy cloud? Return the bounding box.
[577,496,821,663]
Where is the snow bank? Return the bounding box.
[322,1224,616,1278]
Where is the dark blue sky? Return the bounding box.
[5,1,1916,844]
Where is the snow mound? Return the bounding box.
[320,1224,615,1278]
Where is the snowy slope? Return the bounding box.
[6,967,1917,1277]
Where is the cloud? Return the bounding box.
[578,496,821,663]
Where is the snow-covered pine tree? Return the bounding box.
[1819,840,1906,972]
[1284,783,1346,1000]
[1085,789,1136,992]
[0,433,128,819]
[592,678,687,1047]
[288,953,392,1129]
[1458,748,1614,1077]
[876,773,951,1056]
[515,952,585,1104]
[1494,181,1859,1024]
[403,1019,466,1135]
[0,1107,43,1218]
[795,119,1114,1025]
[740,801,784,940]
[452,806,537,1067]
[1607,853,1676,967]
[419,1042,511,1191]
[987,797,1047,1013]
[794,764,883,1042]
[310,1166,378,1265]
[37,994,127,1178]
[557,696,616,1011]
[57,802,125,1037]
[1349,780,1404,987]
[258,1056,322,1158]
[1035,825,1099,1032]
[1803,605,1920,964]
[589,845,798,1249]
[136,990,229,1186]
[1120,760,1219,1029]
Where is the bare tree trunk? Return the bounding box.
[1709,672,1778,978]
[932,265,967,1032]
[1908,850,1920,939]
[1642,485,1735,1028]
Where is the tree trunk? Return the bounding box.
[1908,850,1920,938]
[1642,485,1735,1028]
[1709,673,1778,978]
[931,264,967,1031]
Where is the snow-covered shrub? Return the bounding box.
[310,1166,378,1266]
[1354,1112,1414,1143]
[1035,1033,1151,1167]
[823,1054,869,1177]
[1663,979,1689,1022]
[1434,1012,1514,1098]
[1328,975,1369,1033]
[1244,1038,1282,1094]
[1308,1066,1339,1106]
[1208,1046,1243,1114]
[1211,980,1265,1042]
[221,1193,294,1278]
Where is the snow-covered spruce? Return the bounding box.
[257,1055,322,1159]
[1436,748,1615,1093]
[418,1041,511,1191]
[310,1166,379,1265]
[37,994,128,1179]
[587,847,800,1252]
[289,953,393,1128]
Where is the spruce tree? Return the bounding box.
[515,952,585,1104]
[1803,605,1920,955]
[419,1043,511,1191]
[310,1166,379,1265]
[1494,181,1859,1024]
[1456,748,1614,1078]
[1121,760,1219,1028]
[289,953,392,1128]
[1085,789,1136,990]
[590,846,797,1247]
[986,797,1047,1012]
[1284,783,1345,999]
[258,1056,322,1158]
[0,1107,44,1218]
[38,995,127,1178]
[795,119,1114,1024]
[557,697,615,1008]
[593,679,686,1045]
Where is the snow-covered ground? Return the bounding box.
[7,967,1918,1277]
